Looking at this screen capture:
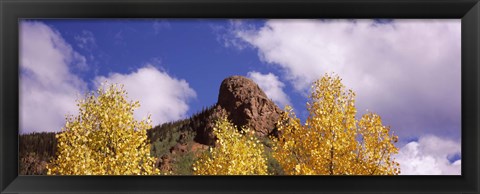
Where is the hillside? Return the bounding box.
[19,75,284,175]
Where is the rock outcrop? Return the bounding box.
[195,76,283,145]
[217,76,283,137]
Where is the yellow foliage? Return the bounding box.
[273,74,400,175]
[47,83,160,175]
[193,117,268,175]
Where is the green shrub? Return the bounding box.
[265,149,284,175]
[172,151,196,175]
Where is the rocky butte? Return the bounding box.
[194,75,283,145]
[155,75,284,172]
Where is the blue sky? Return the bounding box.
[27,19,296,116]
[19,19,461,175]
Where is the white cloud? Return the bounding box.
[20,21,197,133]
[247,71,291,108]
[234,19,461,140]
[20,21,88,133]
[74,30,96,51]
[94,65,197,126]
[452,160,461,166]
[396,135,461,175]
[211,20,254,50]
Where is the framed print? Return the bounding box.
[1,0,479,193]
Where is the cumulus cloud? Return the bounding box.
[20,21,88,133]
[234,19,461,140]
[247,71,291,108]
[396,135,461,175]
[94,66,197,126]
[20,21,197,133]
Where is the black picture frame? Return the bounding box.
[1,0,479,193]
